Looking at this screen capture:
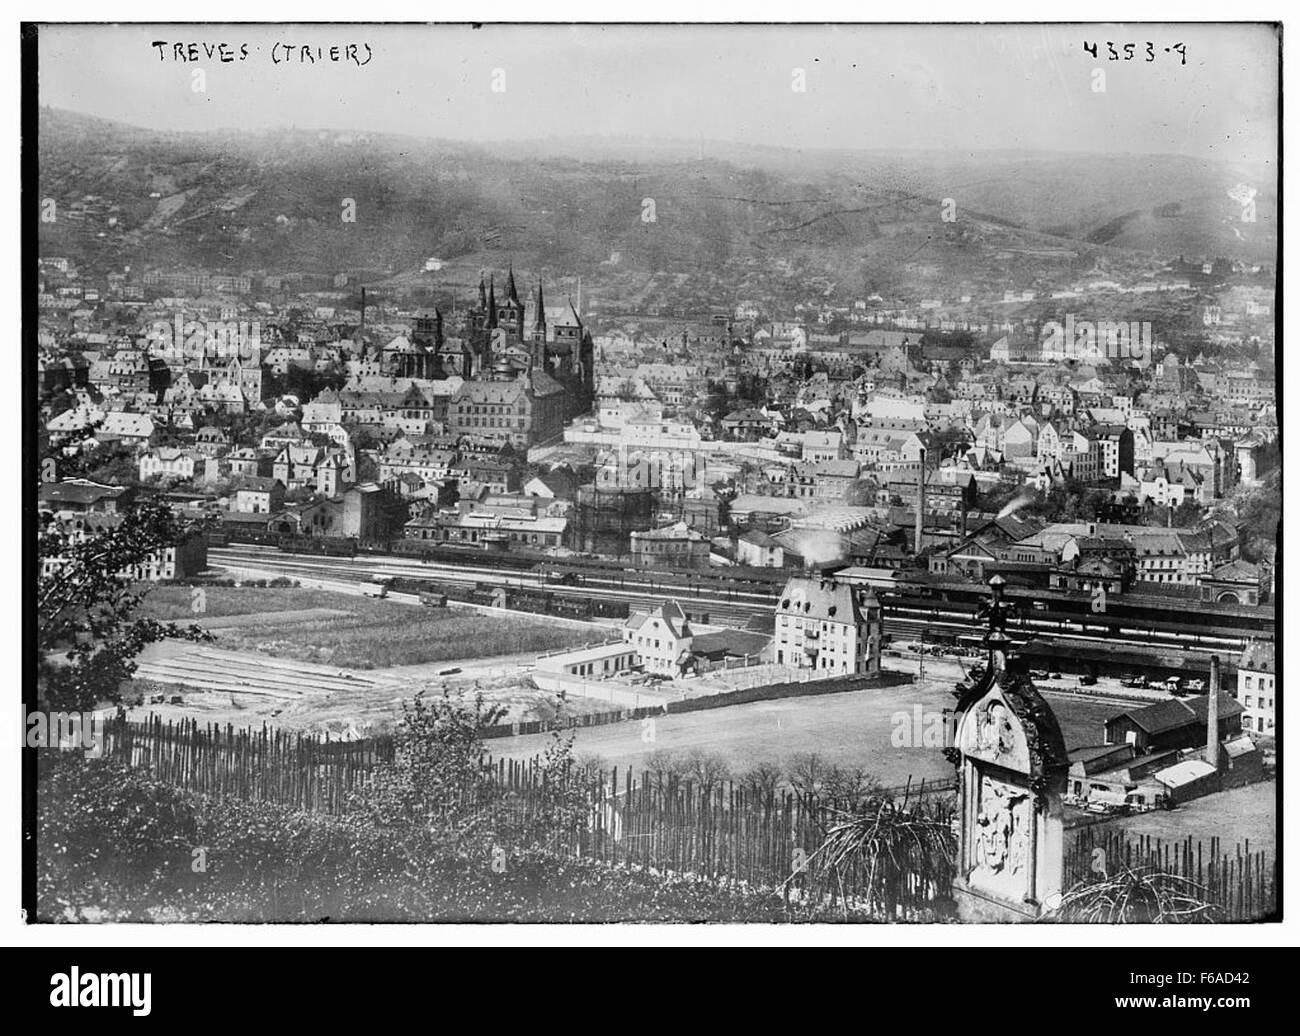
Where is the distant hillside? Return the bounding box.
[37,109,1276,301]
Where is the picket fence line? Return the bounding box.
[96,717,1276,920]
[1064,825,1276,922]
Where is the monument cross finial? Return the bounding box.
[977,575,1019,669]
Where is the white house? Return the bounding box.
[623,601,694,676]
[773,575,881,676]
[1237,641,1276,740]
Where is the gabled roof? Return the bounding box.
[238,476,283,493]
[625,600,692,640]
[1109,698,1198,735]
[1210,559,1260,582]
[1110,693,1244,736]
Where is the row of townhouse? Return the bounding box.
[764,459,863,501]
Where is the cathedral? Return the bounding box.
[465,266,595,419]
[383,266,595,423]
[430,267,595,449]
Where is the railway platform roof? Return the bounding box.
[1018,638,1243,674]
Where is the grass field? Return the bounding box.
[491,675,1116,788]
[139,586,593,668]
[141,586,351,619]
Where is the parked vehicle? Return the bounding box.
[1122,674,1148,688]
[1079,674,1098,686]
[1185,678,1206,692]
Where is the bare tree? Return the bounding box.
[821,765,882,807]
[785,752,828,807]
[684,748,731,797]
[644,749,687,795]
[740,762,783,798]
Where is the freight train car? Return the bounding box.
[278,535,358,558]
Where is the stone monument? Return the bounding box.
[949,575,1070,922]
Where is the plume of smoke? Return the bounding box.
[996,489,1037,521]
[789,528,845,567]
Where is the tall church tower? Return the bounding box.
[531,279,547,372]
[497,265,526,343]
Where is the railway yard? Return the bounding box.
[209,540,1273,679]
[114,539,1269,748]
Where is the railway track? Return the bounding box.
[211,548,765,629]
[210,545,1271,652]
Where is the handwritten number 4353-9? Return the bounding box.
[1083,42,1186,65]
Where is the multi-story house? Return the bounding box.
[623,601,695,676]
[273,444,325,491]
[802,430,845,463]
[1087,424,1135,480]
[1002,415,1040,461]
[226,447,268,479]
[234,477,285,515]
[773,575,881,676]
[138,447,215,483]
[1236,641,1276,739]
[378,445,462,484]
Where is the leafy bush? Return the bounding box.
[36,751,889,923]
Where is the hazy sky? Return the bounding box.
[39,23,1278,165]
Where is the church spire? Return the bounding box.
[534,280,546,330]
[478,275,487,310]
[506,263,520,305]
[487,276,498,330]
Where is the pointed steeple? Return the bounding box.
[534,280,546,330]
[478,275,487,311]
[506,263,520,305]
[487,276,498,330]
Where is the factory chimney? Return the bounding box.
[1207,654,1221,768]
[914,446,926,557]
[360,287,367,329]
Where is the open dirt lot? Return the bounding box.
[1102,780,1277,859]
[128,586,604,733]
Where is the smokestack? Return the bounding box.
[1207,655,1221,768]
[360,287,367,328]
[914,447,926,557]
